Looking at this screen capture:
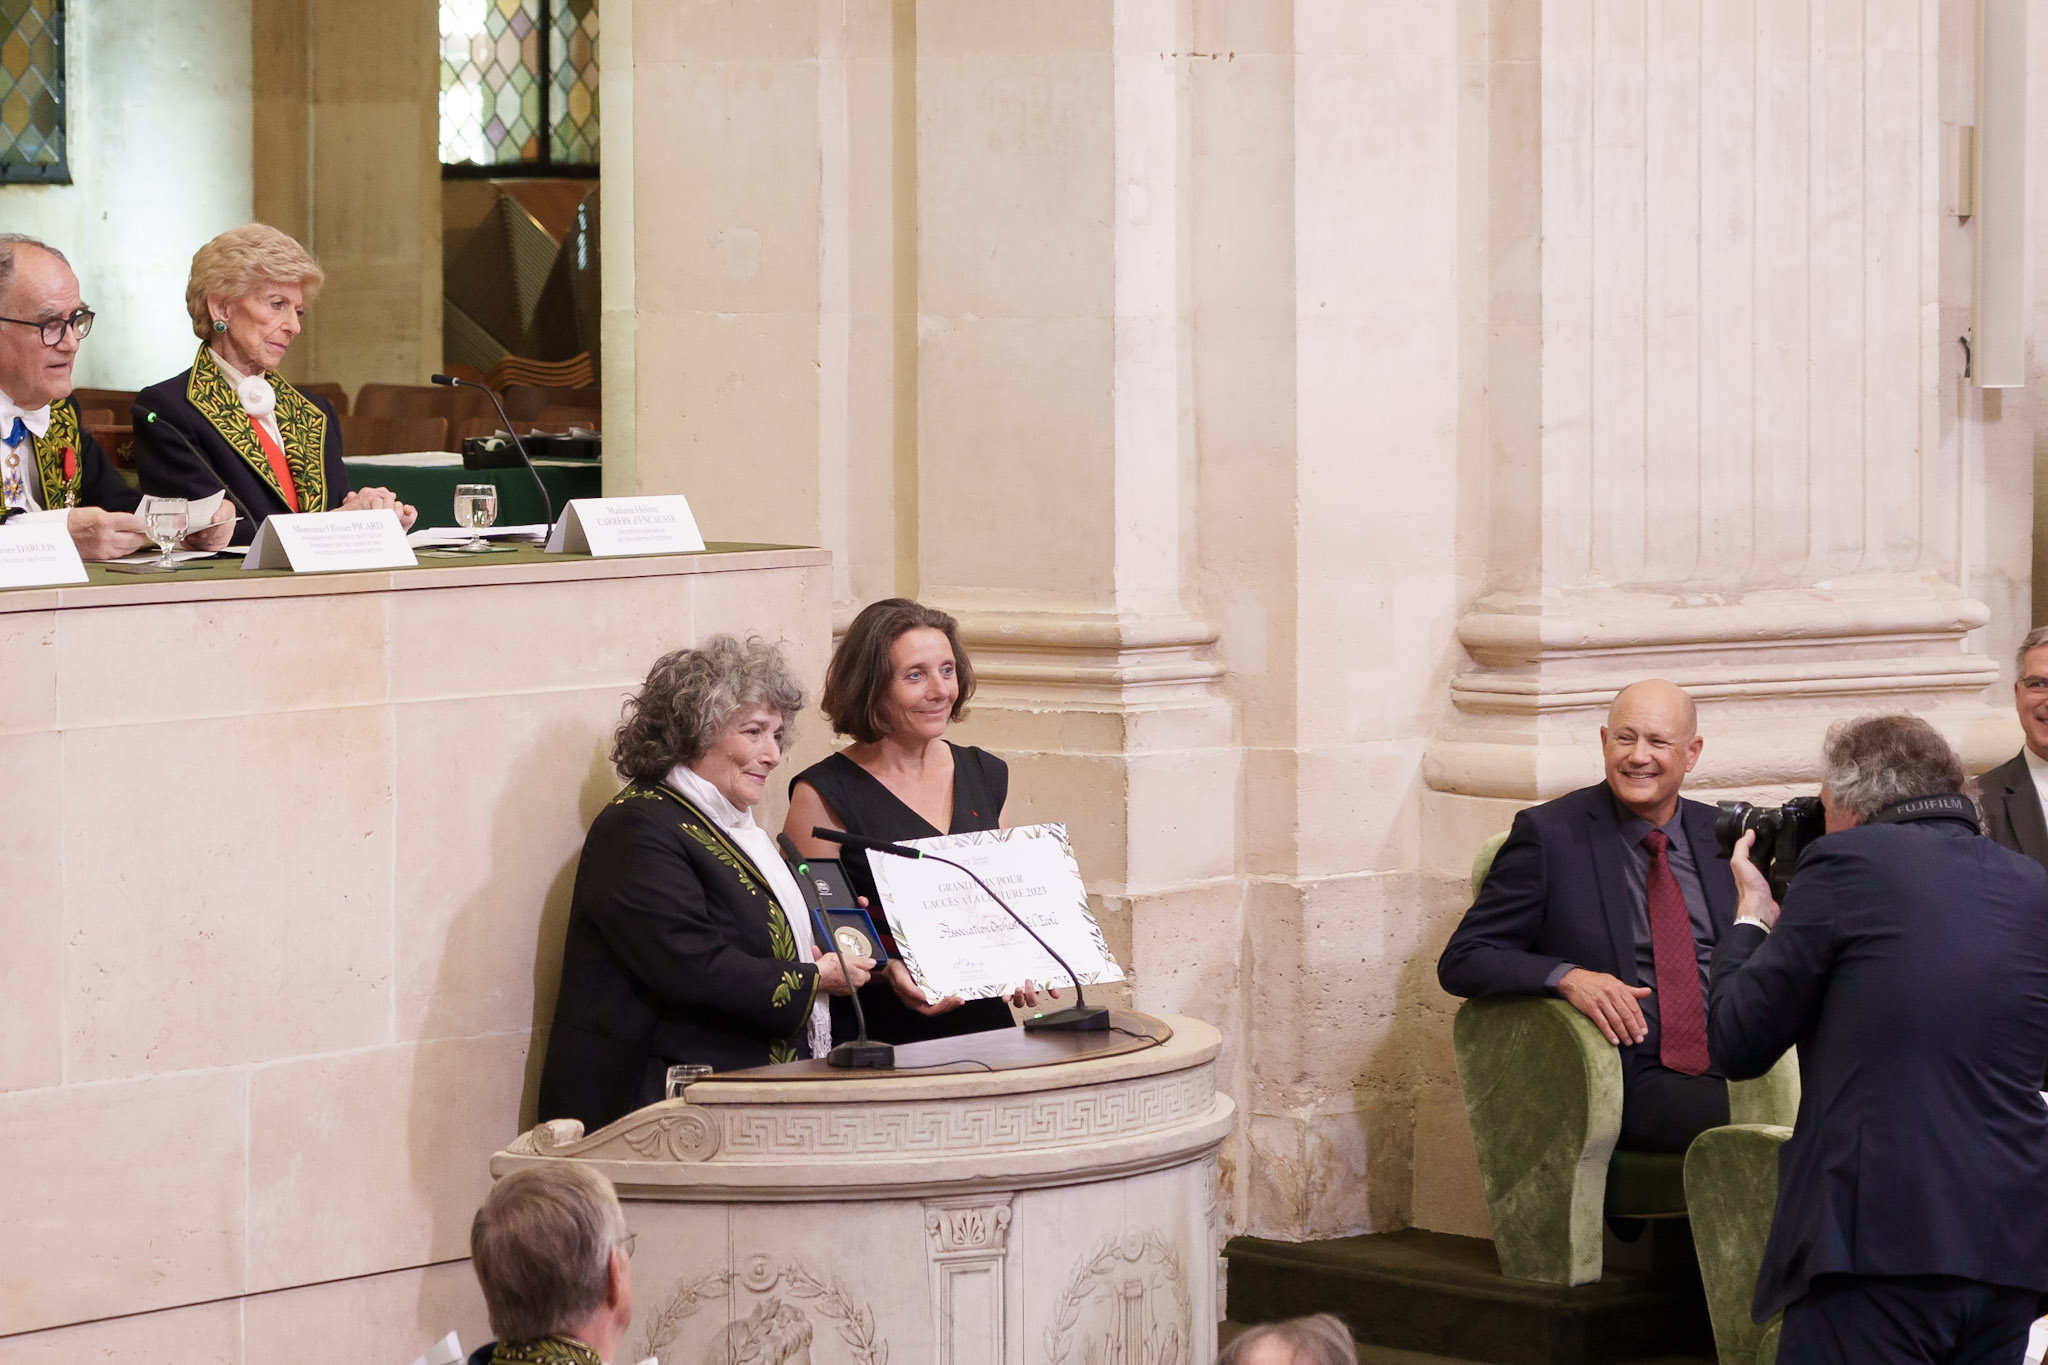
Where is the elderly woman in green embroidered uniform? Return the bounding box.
[130,223,415,541]
[537,635,875,1132]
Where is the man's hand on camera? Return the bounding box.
[1731,827,1782,929]
[1558,968,1652,1046]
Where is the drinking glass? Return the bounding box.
[144,499,188,570]
[665,1064,713,1099]
[452,482,498,552]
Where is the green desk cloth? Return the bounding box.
[63,541,787,588]
[343,455,602,528]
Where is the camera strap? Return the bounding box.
[1863,792,1981,832]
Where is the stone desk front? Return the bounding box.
[493,1012,1235,1365]
[0,544,833,1357]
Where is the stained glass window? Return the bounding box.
[440,0,598,170]
[0,0,67,184]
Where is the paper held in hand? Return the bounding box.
[865,823,1124,1004]
[545,495,705,556]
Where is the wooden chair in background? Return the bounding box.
[297,381,350,415]
[533,407,600,432]
[338,415,449,457]
[502,383,599,420]
[485,352,594,390]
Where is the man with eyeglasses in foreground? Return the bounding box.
[0,234,232,559]
[467,1164,637,1365]
[1979,625,2048,871]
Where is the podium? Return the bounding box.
[492,1012,1234,1365]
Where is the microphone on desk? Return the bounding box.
[812,827,1111,1033]
[777,833,894,1069]
[138,410,256,540]
[430,374,554,541]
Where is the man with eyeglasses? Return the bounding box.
[0,234,232,559]
[467,1164,636,1365]
[1977,625,2048,870]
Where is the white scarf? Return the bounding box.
[666,764,833,1061]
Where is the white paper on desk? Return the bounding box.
[866,823,1124,1004]
[403,1330,464,1365]
[406,523,546,548]
[0,511,87,586]
[243,509,417,572]
[545,495,704,556]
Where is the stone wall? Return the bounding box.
[607,0,2043,1242]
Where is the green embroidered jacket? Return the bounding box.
[536,781,821,1131]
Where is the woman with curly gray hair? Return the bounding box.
[537,636,873,1130]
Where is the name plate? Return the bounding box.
[545,495,705,556]
[866,823,1126,1004]
[243,509,417,573]
[0,512,88,587]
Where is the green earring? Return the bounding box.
[212,319,228,333]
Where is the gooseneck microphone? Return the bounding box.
[777,833,893,1069]
[138,410,255,539]
[812,827,1111,1032]
[429,373,554,540]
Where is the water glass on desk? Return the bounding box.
[143,498,187,570]
[452,482,497,552]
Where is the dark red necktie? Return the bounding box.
[1642,829,1711,1075]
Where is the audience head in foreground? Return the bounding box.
[131,221,414,539]
[1976,625,2048,869]
[536,636,872,1133]
[1438,677,1734,1154]
[1709,713,2048,1365]
[1217,1315,1357,1365]
[469,1164,633,1365]
[0,234,232,558]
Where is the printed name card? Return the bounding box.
[545,496,705,557]
[0,511,88,587]
[243,509,417,573]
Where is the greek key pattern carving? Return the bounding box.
[716,1068,1215,1159]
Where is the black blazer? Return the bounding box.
[131,351,348,543]
[15,397,136,513]
[1977,750,2048,870]
[1437,783,1735,1057]
[1707,818,2048,1318]
[537,783,822,1133]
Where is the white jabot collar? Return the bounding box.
[667,763,754,832]
[0,386,52,441]
[205,347,277,419]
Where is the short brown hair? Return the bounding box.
[470,1164,627,1345]
[184,223,325,340]
[821,598,975,743]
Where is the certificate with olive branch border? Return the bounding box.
[866,822,1124,1004]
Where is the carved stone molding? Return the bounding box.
[938,605,1225,706]
[628,1255,886,1365]
[925,1199,1013,1257]
[1044,1228,1193,1365]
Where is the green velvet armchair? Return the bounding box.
[1684,1124,1791,1365]
[1451,832,1800,1286]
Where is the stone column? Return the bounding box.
[1426,0,2017,811]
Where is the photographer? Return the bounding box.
[1708,715,2048,1365]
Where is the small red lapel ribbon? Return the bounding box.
[60,446,76,481]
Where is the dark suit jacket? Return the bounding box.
[1977,750,2048,870]
[1437,783,1735,1060]
[537,783,822,1133]
[1707,817,2048,1318]
[131,354,348,543]
[14,397,137,513]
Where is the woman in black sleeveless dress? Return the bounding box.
[784,599,1030,1042]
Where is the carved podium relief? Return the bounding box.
[1044,1230,1192,1365]
[628,1253,888,1365]
[925,1197,1013,1365]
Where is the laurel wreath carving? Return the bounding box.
[631,1257,888,1365]
[1043,1229,1191,1365]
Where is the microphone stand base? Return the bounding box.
[1022,1005,1112,1032]
[825,1039,896,1069]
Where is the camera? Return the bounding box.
[1714,797,1827,898]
